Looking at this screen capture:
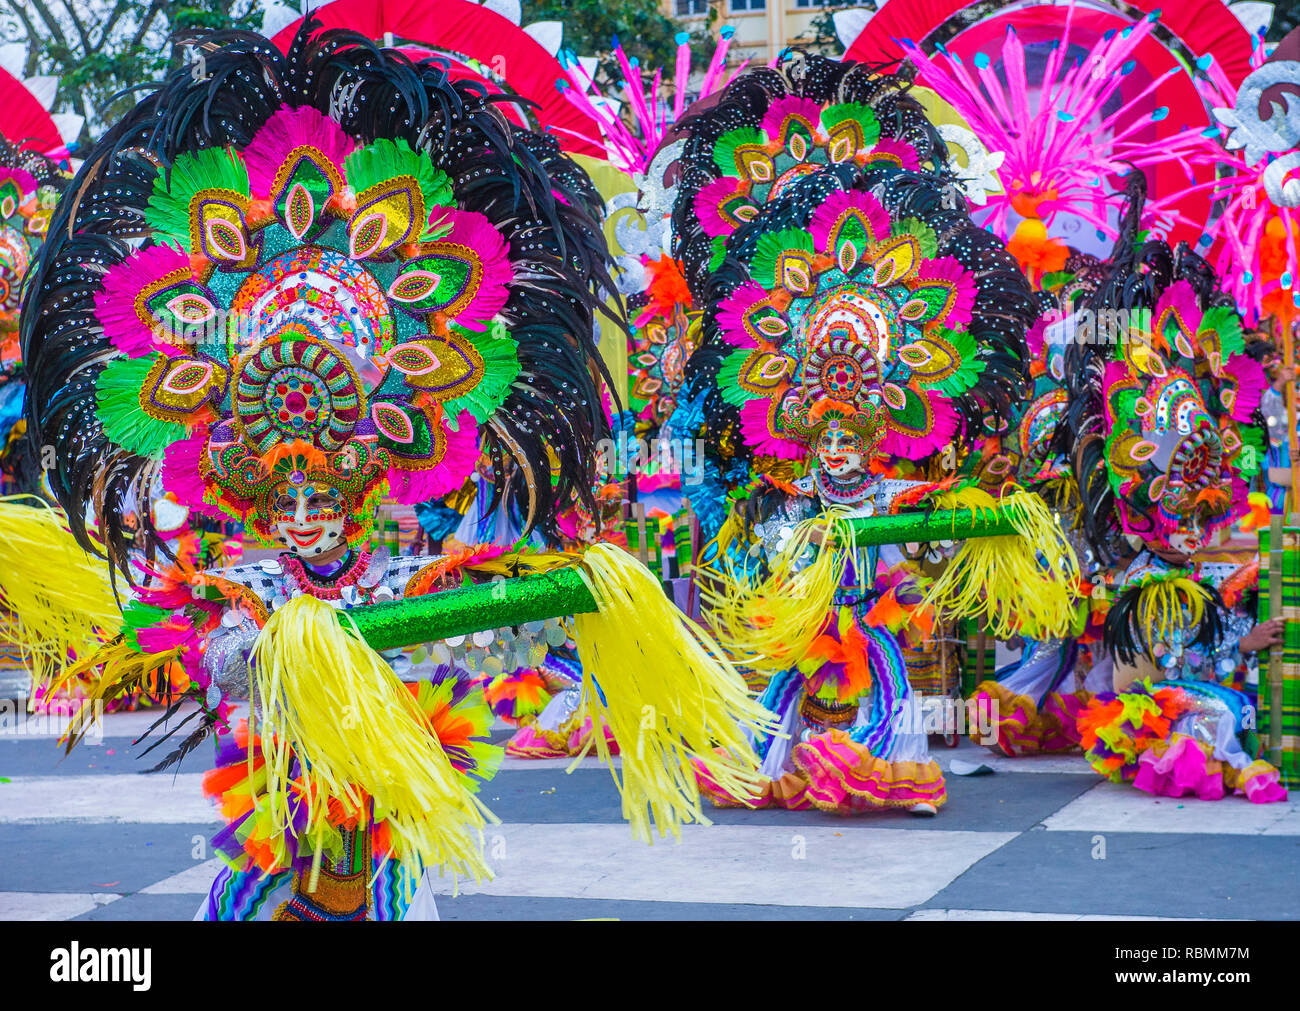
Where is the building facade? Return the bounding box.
[666,0,872,64]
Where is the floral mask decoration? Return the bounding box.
[695,97,921,240]
[630,256,697,431]
[714,186,980,466]
[1102,280,1266,548]
[91,106,521,546]
[974,311,1071,496]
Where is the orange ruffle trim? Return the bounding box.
[969,680,1090,757]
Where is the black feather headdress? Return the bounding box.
[21,20,618,579]
[1103,574,1226,667]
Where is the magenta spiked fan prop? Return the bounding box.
[1183,33,1300,328]
[903,8,1213,243]
[557,29,747,174]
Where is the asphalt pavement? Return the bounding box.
[0,704,1296,920]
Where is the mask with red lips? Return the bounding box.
[813,424,867,479]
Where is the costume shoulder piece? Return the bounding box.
[671,51,1035,488]
[22,19,617,576]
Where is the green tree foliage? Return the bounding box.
[792,1,881,56]
[1272,1,1299,40]
[0,0,259,146]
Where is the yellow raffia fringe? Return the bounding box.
[1137,575,1209,645]
[921,486,1081,639]
[250,594,496,886]
[569,543,777,841]
[0,496,121,696]
[698,508,856,679]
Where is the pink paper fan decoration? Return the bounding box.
[1153,280,1203,338]
[901,18,1208,246]
[694,177,747,238]
[739,397,803,460]
[557,33,745,175]
[0,166,37,197]
[242,105,356,200]
[761,96,824,141]
[913,255,977,330]
[162,424,224,519]
[809,190,891,254]
[863,137,919,171]
[1222,353,1267,424]
[442,210,514,329]
[717,283,775,348]
[387,410,480,504]
[95,243,193,358]
[881,391,957,458]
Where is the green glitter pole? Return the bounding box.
[348,568,595,653]
[848,506,1019,547]
[347,505,1026,651]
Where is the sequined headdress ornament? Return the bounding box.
[22,21,617,575]
[969,289,1068,495]
[672,53,1034,473]
[1065,175,1268,562]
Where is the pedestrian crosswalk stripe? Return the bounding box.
[0,774,216,823]
[0,891,122,921]
[423,822,1019,909]
[1042,782,1300,835]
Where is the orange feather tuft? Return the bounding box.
[641,255,693,320]
[260,438,328,472]
[1218,560,1260,608]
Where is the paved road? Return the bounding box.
[1,705,1296,921]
